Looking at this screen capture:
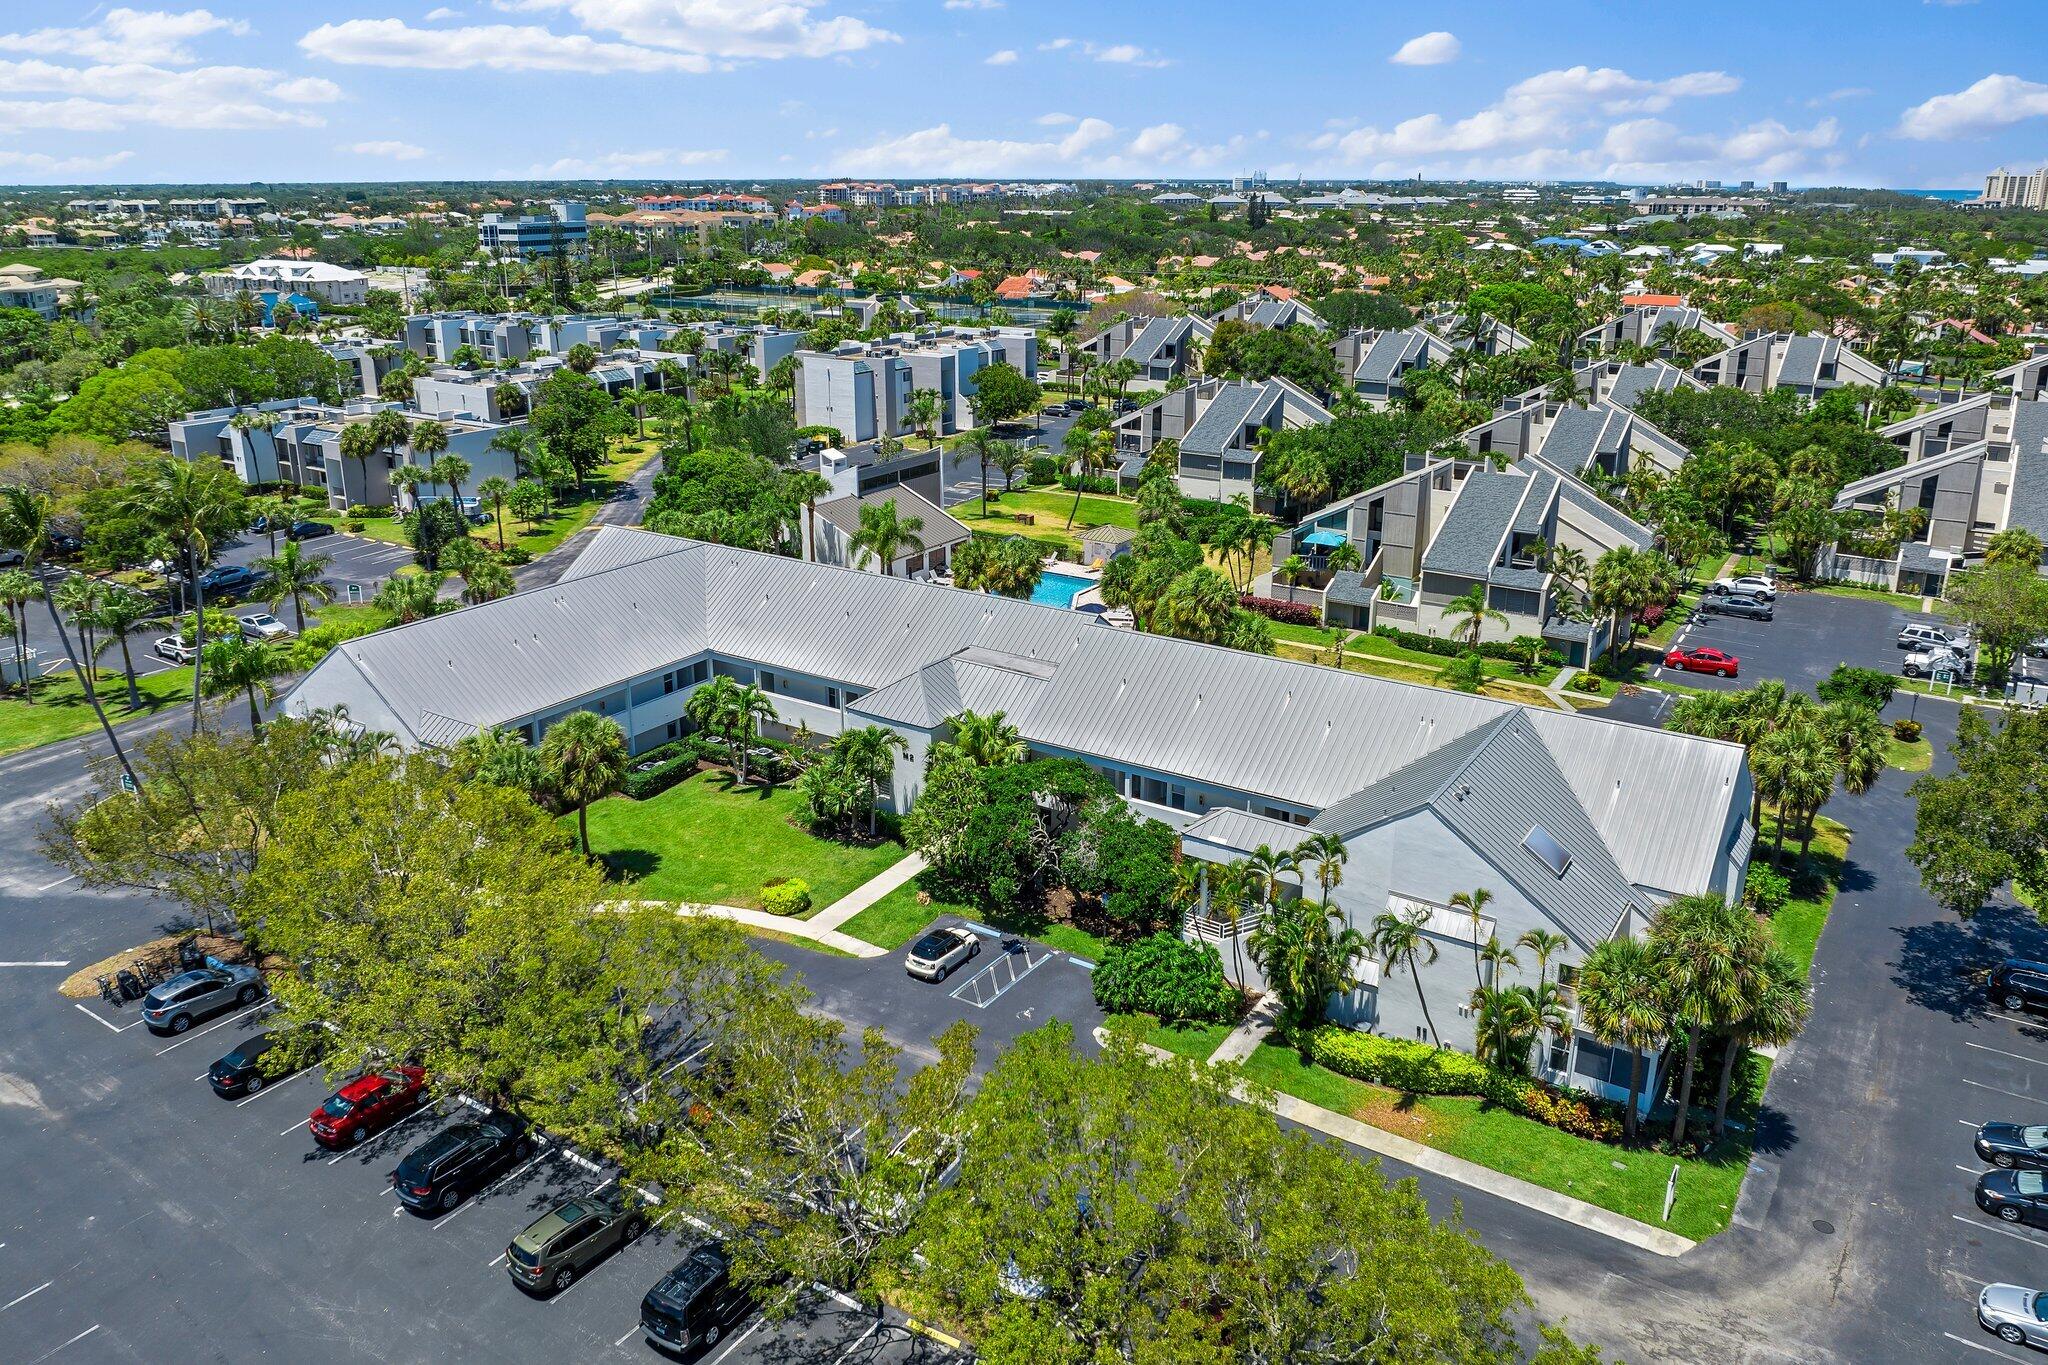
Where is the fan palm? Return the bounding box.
[1369,905,1442,1047]
[200,636,285,734]
[1651,894,1761,1147]
[373,571,446,624]
[460,558,516,605]
[1577,937,1664,1143]
[1712,946,1809,1139]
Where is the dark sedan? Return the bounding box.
[1978,1123,2048,1171]
[287,519,336,541]
[1977,1169,2048,1226]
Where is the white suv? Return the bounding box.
[153,634,198,664]
[1898,622,1970,652]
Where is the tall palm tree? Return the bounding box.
[200,636,285,734]
[1204,862,1252,989]
[0,567,41,700]
[1449,886,1494,987]
[1710,946,1808,1139]
[53,574,105,681]
[476,475,513,551]
[368,407,414,503]
[428,451,470,510]
[254,541,335,633]
[1478,935,1519,990]
[1369,905,1442,1048]
[86,586,157,711]
[539,711,628,858]
[1588,545,1674,671]
[338,422,381,509]
[1292,831,1348,905]
[1439,584,1507,649]
[725,683,778,786]
[1062,424,1115,532]
[947,708,1027,767]
[114,459,248,731]
[1517,927,1571,1067]
[828,725,910,835]
[1577,937,1664,1144]
[849,498,925,576]
[1651,894,1757,1148]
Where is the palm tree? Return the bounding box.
[1277,553,1307,604]
[427,451,469,510]
[1471,984,1543,1072]
[1516,927,1571,1067]
[1369,905,1442,1047]
[1588,545,1674,671]
[989,442,1031,493]
[849,498,925,576]
[948,708,1027,767]
[476,475,513,551]
[1711,947,1808,1139]
[725,683,777,786]
[254,541,335,632]
[1449,886,1495,986]
[373,571,446,624]
[828,725,909,835]
[0,567,40,699]
[1478,935,1519,991]
[1439,584,1507,649]
[338,422,381,509]
[1326,540,1363,575]
[1292,831,1348,905]
[460,558,516,604]
[685,674,744,771]
[1577,937,1664,1144]
[114,459,248,731]
[53,574,106,681]
[540,711,628,858]
[1247,897,1371,1029]
[368,407,413,501]
[86,586,157,710]
[1203,862,1252,989]
[906,388,944,449]
[1062,424,1115,532]
[1651,894,1756,1148]
[200,636,285,734]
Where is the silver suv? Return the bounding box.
[140,964,266,1034]
[1898,622,1970,652]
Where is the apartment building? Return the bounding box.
[0,265,62,319]
[168,399,526,510]
[1579,304,1737,359]
[794,328,1038,444]
[168,196,266,220]
[206,259,369,306]
[1424,311,1536,357]
[1207,289,1328,332]
[800,486,970,577]
[1073,314,1211,385]
[411,349,680,422]
[1691,333,1886,396]
[1332,327,1455,407]
[320,340,403,400]
[1992,349,2048,403]
[1112,377,1332,503]
[1982,167,2048,211]
[478,201,588,258]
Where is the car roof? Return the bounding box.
[338,1073,389,1098]
[2004,958,2048,973]
[519,1199,599,1244]
[910,929,959,954]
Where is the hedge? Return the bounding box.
[1092,935,1240,1026]
[1302,1027,1623,1142]
[1027,455,1061,485]
[1370,625,1563,668]
[761,878,812,916]
[1057,473,1118,495]
[1239,594,1321,626]
[621,737,715,799]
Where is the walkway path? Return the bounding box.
[809,853,927,933]
[617,899,887,959]
[1101,1025,1695,1259]
[1206,995,1278,1066]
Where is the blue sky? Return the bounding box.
[0,2,2041,187]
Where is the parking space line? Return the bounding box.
[34,874,76,891]
[1967,1042,2048,1067]
[1961,1078,2048,1106]
[832,1319,882,1363]
[235,1066,313,1106]
[71,1003,136,1033]
[1952,1214,2048,1251]
[1959,1165,1983,1174]
[433,1146,554,1229]
[28,1324,98,1363]
[2,1280,51,1311]
[1946,1330,2034,1362]
[1985,1011,2044,1029]
[327,1103,438,1163]
[155,999,273,1054]
[948,945,1051,1009]
[704,1317,766,1365]
[1963,1119,1985,1127]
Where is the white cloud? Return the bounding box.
[424,6,462,18]
[527,146,727,176]
[984,48,1016,65]
[841,116,1246,176]
[1808,86,1870,107]
[1033,35,1163,66]
[943,0,1003,8]
[487,0,896,59]
[303,19,715,71]
[0,9,248,66]
[1037,37,1072,51]
[1896,73,2048,139]
[0,59,338,130]
[343,138,428,159]
[1389,31,1459,67]
[268,76,345,103]
[1128,122,1185,157]
[1034,111,1075,126]
[0,148,135,176]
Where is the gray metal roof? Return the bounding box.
[1180,807,1311,852]
[1356,329,1436,387]
[287,525,1749,893]
[1778,334,1828,389]
[814,486,969,548]
[1180,382,1268,457]
[1421,468,1525,577]
[2007,399,2048,543]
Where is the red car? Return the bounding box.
[308,1066,428,1148]
[1663,646,1739,678]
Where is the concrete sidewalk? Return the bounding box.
[1206,996,1278,1066]
[1101,1026,1696,1259]
[615,899,888,959]
[809,853,927,932]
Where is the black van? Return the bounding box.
[640,1243,755,1354]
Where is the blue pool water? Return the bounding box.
[1030,570,1093,609]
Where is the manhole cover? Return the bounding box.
[1812,1218,1835,1235]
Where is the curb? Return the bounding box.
[904,1318,965,1350]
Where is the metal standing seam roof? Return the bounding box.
[1181,807,1311,852]
[286,525,1749,893]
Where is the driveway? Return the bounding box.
[1653,587,1964,697]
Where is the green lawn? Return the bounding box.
[954,487,1137,556]
[1107,1012,1235,1062]
[1346,631,1539,683]
[1268,621,1350,650]
[1884,735,1933,772]
[1754,813,1849,980]
[573,771,909,911]
[1239,1041,1763,1243]
[0,665,194,758]
[837,873,1113,959]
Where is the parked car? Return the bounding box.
[1978,1169,2048,1226]
[210,1026,324,1097]
[308,1066,428,1148]
[1903,647,1972,681]
[1699,594,1774,622]
[1898,622,1971,652]
[640,1242,757,1353]
[1662,646,1739,678]
[1980,1283,2048,1349]
[287,519,335,541]
[238,612,291,642]
[1706,575,1777,601]
[905,925,980,982]
[46,531,83,556]
[1977,1123,2048,1171]
[140,963,266,1035]
[196,564,263,598]
[506,1195,645,1295]
[154,634,198,664]
[391,1114,532,1215]
[1989,959,2048,1014]
[0,547,23,567]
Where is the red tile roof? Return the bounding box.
[1623,293,1684,307]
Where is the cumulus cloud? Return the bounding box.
[840,116,1246,176]
[1035,36,1166,67]
[527,146,727,176]
[1389,31,1459,66]
[0,9,248,66]
[0,148,136,176]
[0,58,339,130]
[942,0,1003,8]
[1897,73,2048,139]
[343,139,428,159]
[486,0,895,59]
[984,48,1016,65]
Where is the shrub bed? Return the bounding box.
[761,878,812,916]
[1056,473,1118,495]
[1092,934,1241,1026]
[1370,625,1562,668]
[622,738,714,799]
[1302,1028,1623,1143]
[1239,594,1321,626]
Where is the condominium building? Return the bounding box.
[794,328,1038,444]
[1113,377,1332,503]
[478,202,589,258]
[1690,333,1886,397]
[205,259,369,306]
[1982,167,2048,211]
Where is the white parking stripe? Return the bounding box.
[1946,1330,2035,1361]
[433,1147,553,1229]
[71,1004,134,1033]
[32,874,74,891]
[234,1066,312,1106]
[0,961,69,968]
[1968,1042,2048,1067]
[327,1103,437,1163]
[155,999,272,1054]
[28,1324,98,1363]
[1953,1213,2048,1250]
[2,1280,51,1310]
[1962,1078,2048,1106]
[704,1316,766,1365]
[1960,1165,1984,1173]
[832,1319,882,1363]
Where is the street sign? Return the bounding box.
[346,582,362,603]
[120,773,137,794]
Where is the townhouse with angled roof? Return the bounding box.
[1562,359,1704,410]
[283,523,1754,1102]
[1992,349,2048,403]
[799,486,969,578]
[1690,333,1885,397]
[1465,398,1695,480]
[1332,327,1455,408]
[1207,290,1328,332]
[1073,314,1212,386]
[1423,310,1536,358]
[1579,304,1737,360]
[1113,377,1333,503]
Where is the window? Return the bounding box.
[1524,825,1572,877]
[760,670,777,693]
[826,686,840,709]
[666,720,680,740]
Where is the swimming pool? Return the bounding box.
[1030,570,1094,610]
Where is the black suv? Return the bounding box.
[640,1242,756,1355]
[390,1116,532,1215]
[1991,959,2048,1014]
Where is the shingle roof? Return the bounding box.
[1421,468,1525,577]
[1124,316,1188,367]
[1605,362,1688,410]
[1355,329,1436,387]
[287,526,1749,893]
[1180,382,1268,457]
[1323,569,1377,608]
[1535,404,1626,475]
[1778,334,1829,389]
[2006,399,2048,543]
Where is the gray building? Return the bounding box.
[801,486,969,578]
[1115,377,1332,504]
[1690,333,1886,397]
[1579,305,1737,359]
[795,328,1038,445]
[1075,314,1211,386]
[1333,327,1455,407]
[478,201,588,258]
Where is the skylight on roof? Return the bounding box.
[1524,825,1572,878]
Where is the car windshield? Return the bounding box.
[320,1092,356,1117]
[2035,1292,2048,1322]
[2028,1126,2048,1150]
[2018,1171,2047,1196]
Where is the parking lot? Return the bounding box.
[1652,584,1960,696]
